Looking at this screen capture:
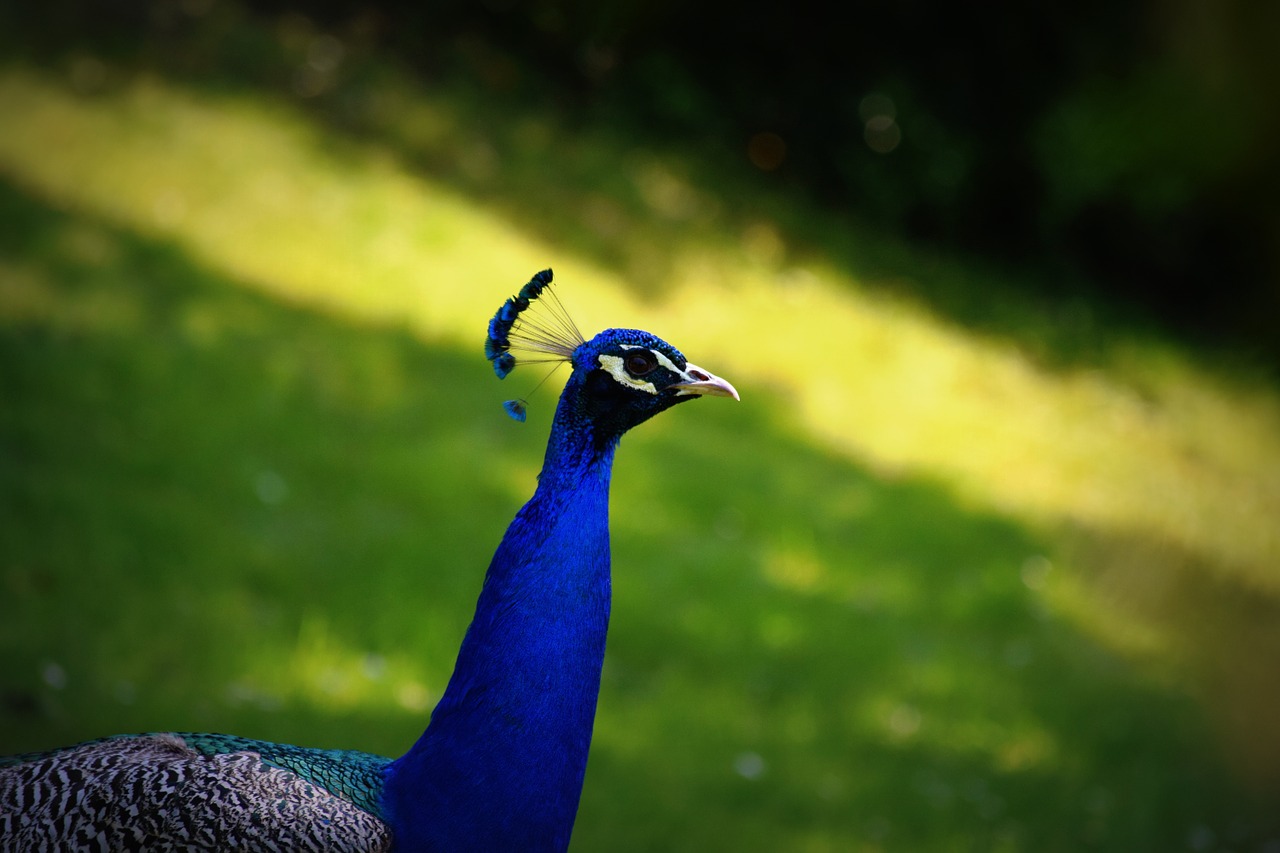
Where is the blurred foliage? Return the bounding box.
[252,0,1278,357]
[2,0,1278,361]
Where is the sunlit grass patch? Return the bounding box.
[231,612,437,715]
[3,64,1276,596]
[0,67,552,343]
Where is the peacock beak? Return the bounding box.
[672,363,740,401]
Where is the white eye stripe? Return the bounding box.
[597,353,659,394]
[655,351,682,373]
[617,345,684,375]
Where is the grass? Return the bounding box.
[2,16,1280,850]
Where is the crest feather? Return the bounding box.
[484,269,584,380]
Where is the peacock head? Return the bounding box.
[485,269,738,436]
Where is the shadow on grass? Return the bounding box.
[596,397,1280,851]
[0,173,539,752]
[1,177,1275,850]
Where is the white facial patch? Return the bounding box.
[634,345,685,376]
[598,353,659,395]
[599,346,691,395]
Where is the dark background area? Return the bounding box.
[4,0,1278,364]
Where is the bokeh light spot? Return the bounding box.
[747,131,787,171]
[860,92,902,153]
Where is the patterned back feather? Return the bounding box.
[0,734,392,852]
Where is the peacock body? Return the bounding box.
[0,270,737,852]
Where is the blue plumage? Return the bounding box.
[0,271,738,852]
[502,398,528,421]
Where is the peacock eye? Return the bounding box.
[624,351,657,376]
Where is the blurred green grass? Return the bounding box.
[2,16,1280,851]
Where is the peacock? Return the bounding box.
[0,269,738,852]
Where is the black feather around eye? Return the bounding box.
[625,351,657,376]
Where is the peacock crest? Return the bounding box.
[485,268,586,420]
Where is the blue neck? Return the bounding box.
[382,383,618,852]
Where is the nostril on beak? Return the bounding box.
[689,368,710,381]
